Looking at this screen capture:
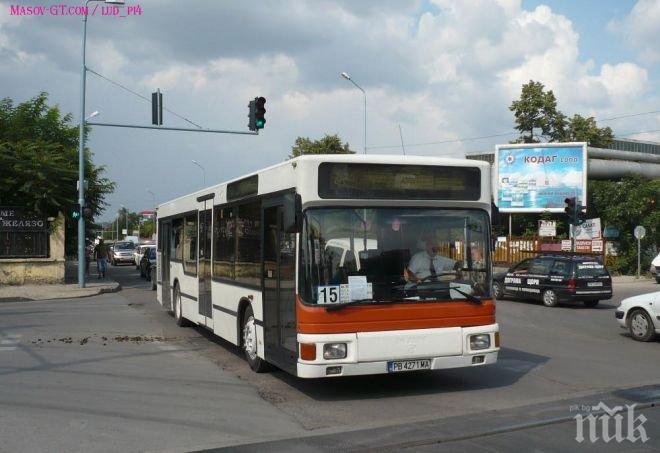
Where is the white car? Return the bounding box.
[133,244,155,269]
[650,252,660,284]
[615,291,660,341]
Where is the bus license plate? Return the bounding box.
[588,282,603,287]
[387,359,432,373]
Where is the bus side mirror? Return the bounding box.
[283,193,302,233]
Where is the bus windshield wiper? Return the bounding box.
[447,285,483,305]
[324,299,393,312]
[409,282,483,305]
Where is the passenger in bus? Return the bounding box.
[405,233,457,282]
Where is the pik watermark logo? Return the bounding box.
[571,402,649,444]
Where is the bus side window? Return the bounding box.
[172,217,183,261]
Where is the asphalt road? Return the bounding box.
[1,263,658,452]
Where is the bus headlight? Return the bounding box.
[470,334,491,351]
[323,343,347,359]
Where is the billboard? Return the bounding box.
[494,142,587,213]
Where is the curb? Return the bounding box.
[0,282,122,303]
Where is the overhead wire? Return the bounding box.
[367,109,660,151]
[86,67,204,129]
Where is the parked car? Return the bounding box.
[139,246,157,280]
[492,253,612,307]
[111,241,136,265]
[615,291,660,341]
[134,244,155,269]
[650,252,660,284]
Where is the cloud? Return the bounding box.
[0,0,657,219]
[608,0,660,63]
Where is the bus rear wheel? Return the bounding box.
[242,306,269,373]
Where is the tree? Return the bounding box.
[509,80,566,143]
[0,93,115,254]
[564,114,613,148]
[510,81,613,147]
[288,134,355,159]
[588,176,659,274]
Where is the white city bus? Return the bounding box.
[156,155,499,378]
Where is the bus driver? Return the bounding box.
[406,232,457,282]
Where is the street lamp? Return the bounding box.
[340,72,367,154]
[121,204,128,240]
[85,111,99,121]
[146,189,156,210]
[77,0,124,288]
[191,159,206,187]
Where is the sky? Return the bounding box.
[1,0,659,222]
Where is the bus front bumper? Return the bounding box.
[297,350,498,378]
[296,323,499,378]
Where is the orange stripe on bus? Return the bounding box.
[296,296,496,334]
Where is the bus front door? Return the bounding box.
[263,202,297,371]
[160,220,172,310]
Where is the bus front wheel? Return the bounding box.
[173,285,189,327]
[242,305,269,373]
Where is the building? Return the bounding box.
[466,137,660,179]
[0,208,65,284]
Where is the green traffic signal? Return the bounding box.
[255,97,266,129]
[71,203,81,220]
[248,96,266,131]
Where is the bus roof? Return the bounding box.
[157,154,491,215]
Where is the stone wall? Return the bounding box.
[0,213,65,285]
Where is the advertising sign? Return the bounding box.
[573,218,602,240]
[0,206,47,232]
[575,240,592,252]
[561,240,572,251]
[592,240,603,252]
[495,143,587,213]
[538,220,557,237]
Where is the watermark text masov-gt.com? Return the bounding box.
[571,402,649,444]
[9,4,143,17]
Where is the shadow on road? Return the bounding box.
[265,346,548,402]
[189,320,549,402]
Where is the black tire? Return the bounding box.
[583,300,599,308]
[542,289,559,307]
[173,285,190,327]
[242,306,269,373]
[656,277,660,284]
[628,309,655,342]
[492,281,504,300]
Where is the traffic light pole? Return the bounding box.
[76,2,94,288]
[86,122,259,135]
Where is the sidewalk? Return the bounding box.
[0,280,121,302]
[0,260,121,302]
[611,275,655,284]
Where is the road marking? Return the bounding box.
[0,334,21,351]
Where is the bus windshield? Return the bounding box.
[300,208,491,305]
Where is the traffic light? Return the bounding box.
[248,99,256,131]
[255,96,266,129]
[564,197,576,225]
[70,203,81,220]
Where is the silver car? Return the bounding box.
[111,241,136,266]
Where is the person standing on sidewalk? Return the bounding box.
[93,239,109,279]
